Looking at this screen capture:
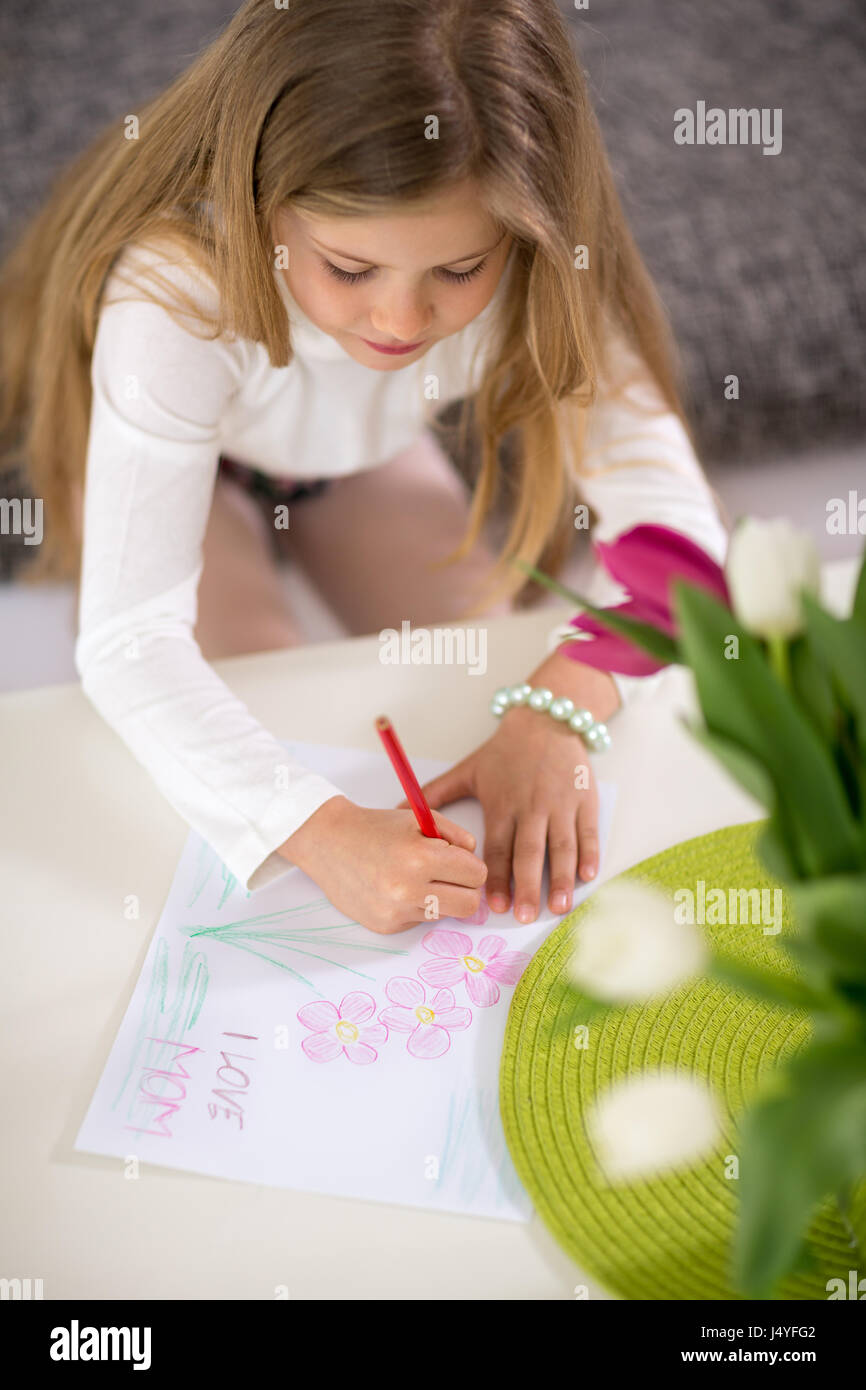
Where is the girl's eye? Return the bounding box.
[321,258,488,285]
[438,259,487,284]
[322,260,373,284]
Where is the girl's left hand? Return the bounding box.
[397,703,598,924]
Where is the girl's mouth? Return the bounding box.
[359,337,426,356]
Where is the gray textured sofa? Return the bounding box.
[1,0,863,663]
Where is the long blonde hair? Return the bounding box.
[0,0,695,613]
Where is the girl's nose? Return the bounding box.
[369,292,432,344]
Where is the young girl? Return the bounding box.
[0,0,726,934]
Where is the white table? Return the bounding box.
[1,561,856,1299]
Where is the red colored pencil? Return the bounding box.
[374,715,442,839]
[374,715,489,925]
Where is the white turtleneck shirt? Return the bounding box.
[74,238,727,891]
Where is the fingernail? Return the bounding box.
[582,864,596,880]
[516,904,535,924]
[552,891,569,912]
[489,893,508,912]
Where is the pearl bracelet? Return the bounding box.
[489,683,612,751]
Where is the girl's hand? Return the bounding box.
[400,704,599,924]
[277,795,487,935]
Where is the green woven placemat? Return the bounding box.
[500,821,864,1300]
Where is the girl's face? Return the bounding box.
[271,179,511,371]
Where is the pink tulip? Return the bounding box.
[560,524,730,675]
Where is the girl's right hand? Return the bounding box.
[277,795,488,935]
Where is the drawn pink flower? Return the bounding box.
[378,977,471,1060]
[297,991,387,1064]
[418,930,531,1007]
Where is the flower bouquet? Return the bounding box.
[518,520,866,1297]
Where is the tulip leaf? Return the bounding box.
[789,876,866,982]
[837,980,866,1013]
[708,953,825,1012]
[732,1039,866,1296]
[801,594,866,759]
[683,719,774,809]
[788,631,864,822]
[852,548,866,628]
[757,815,801,883]
[788,633,838,746]
[673,582,863,877]
[514,562,680,664]
[779,935,839,995]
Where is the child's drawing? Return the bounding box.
[179,899,409,989]
[378,977,471,1060]
[418,930,531,1007]
[112,937,209,1114]
[186,840,248,910]
[77,741,614,1219]
[298,991,388,1065]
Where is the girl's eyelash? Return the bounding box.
[442,260,487,283]
[323,261,374,284]
[321,258,487,285]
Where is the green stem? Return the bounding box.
[767,633,791,689]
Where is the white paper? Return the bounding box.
[76,740,616,1221]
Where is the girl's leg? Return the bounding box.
[283,431,512,635]
[194,473,305,660]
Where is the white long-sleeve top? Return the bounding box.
[75,237,727,892]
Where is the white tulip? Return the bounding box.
[567,879,707,1004]
[726,518,820,639]
[589,1073,722,1181]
